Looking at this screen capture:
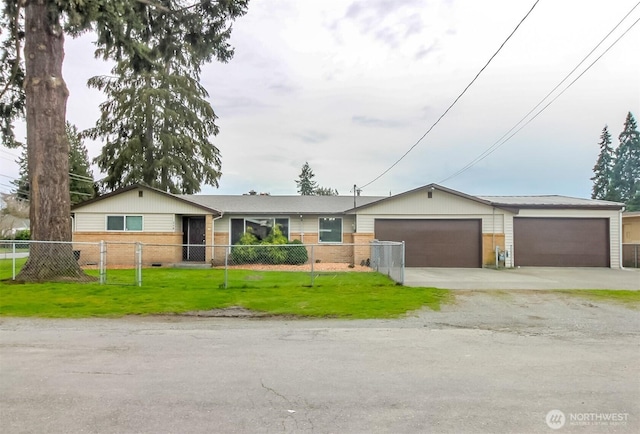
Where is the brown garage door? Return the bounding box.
[375,219,482,267]
[514,218,609,267]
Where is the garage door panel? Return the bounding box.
[514,218,609,267]
[375,219,481,268]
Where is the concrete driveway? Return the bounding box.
[403,267,640,290]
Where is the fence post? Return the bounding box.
[401,241,405,285]
[310,245,315,287]
[636,245,638,269]
[99,240,106,284]
[136,242,142,286]
[224,246,229,289]
[12,241,16,280]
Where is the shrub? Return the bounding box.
[14,229,30,240]
[287,239,308,265]
[230,226,309,265]
[230,229,260,264]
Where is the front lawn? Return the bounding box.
[0,264,450,318]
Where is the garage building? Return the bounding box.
[351,184,624,268]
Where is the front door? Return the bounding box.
[182,217,206,262]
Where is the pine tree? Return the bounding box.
[67,123,96,204]
[11,146,28,201]
[296,162,318,195]
[0,0,24,149]
[611,112,640,203]
[12,123,96,205]
[0,1,249,281]
[590,126,615,200]
[85,61,221,194]
[626,191,640,212]
[315,187,339,196]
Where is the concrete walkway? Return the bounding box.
[403,267,640,290]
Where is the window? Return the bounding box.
[319,217,342,243]
[231,217,289,244]
[107,215,143,231]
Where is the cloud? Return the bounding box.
[352,115,405,128]
[213,96,272,117]
[344,0,427,47]
[268,82,298,95]
[296,130,330,144]
[415,41,440,60]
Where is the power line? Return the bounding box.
[0,148,20,158]
[1,171,95,183]
[0,155,17,163]
[0,182,29,197]
[357,0,541,190]
[69,173,96,182]
[0,176,95,197]
[439,10,640,184]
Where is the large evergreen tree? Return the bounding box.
[295,162,339,196]
[590,125,615,200]
[67,123,96,204]
[12,123,97,205]
[85,61,221,194]
[296,162,318,195]
[611,112,640,204]
[0,1,249,281]
[0,0,24,149]
[11,146,28,201]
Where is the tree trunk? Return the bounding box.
[16,1,85,281]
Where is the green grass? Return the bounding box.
[0,262,450,318]
[558,289,640,308]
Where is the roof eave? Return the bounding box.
[491,204,624,211]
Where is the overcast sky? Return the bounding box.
[1,0,639,198]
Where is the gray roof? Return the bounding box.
[179,195,386,214]
[478,195,624,208]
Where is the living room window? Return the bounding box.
[106,215,143,231]
[319,217,342,243]
[231,217,289,244]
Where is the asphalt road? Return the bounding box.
[1,291,639,433]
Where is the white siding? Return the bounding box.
[503,214,514,268]
[359,189,496,215]
[75,188,211,215]
[75,213,177,232]
[355,189,511,234]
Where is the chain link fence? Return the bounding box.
[1,240,405,286]
[0,240,141,285]
[370,240,405,284]
[622,244,640,268]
